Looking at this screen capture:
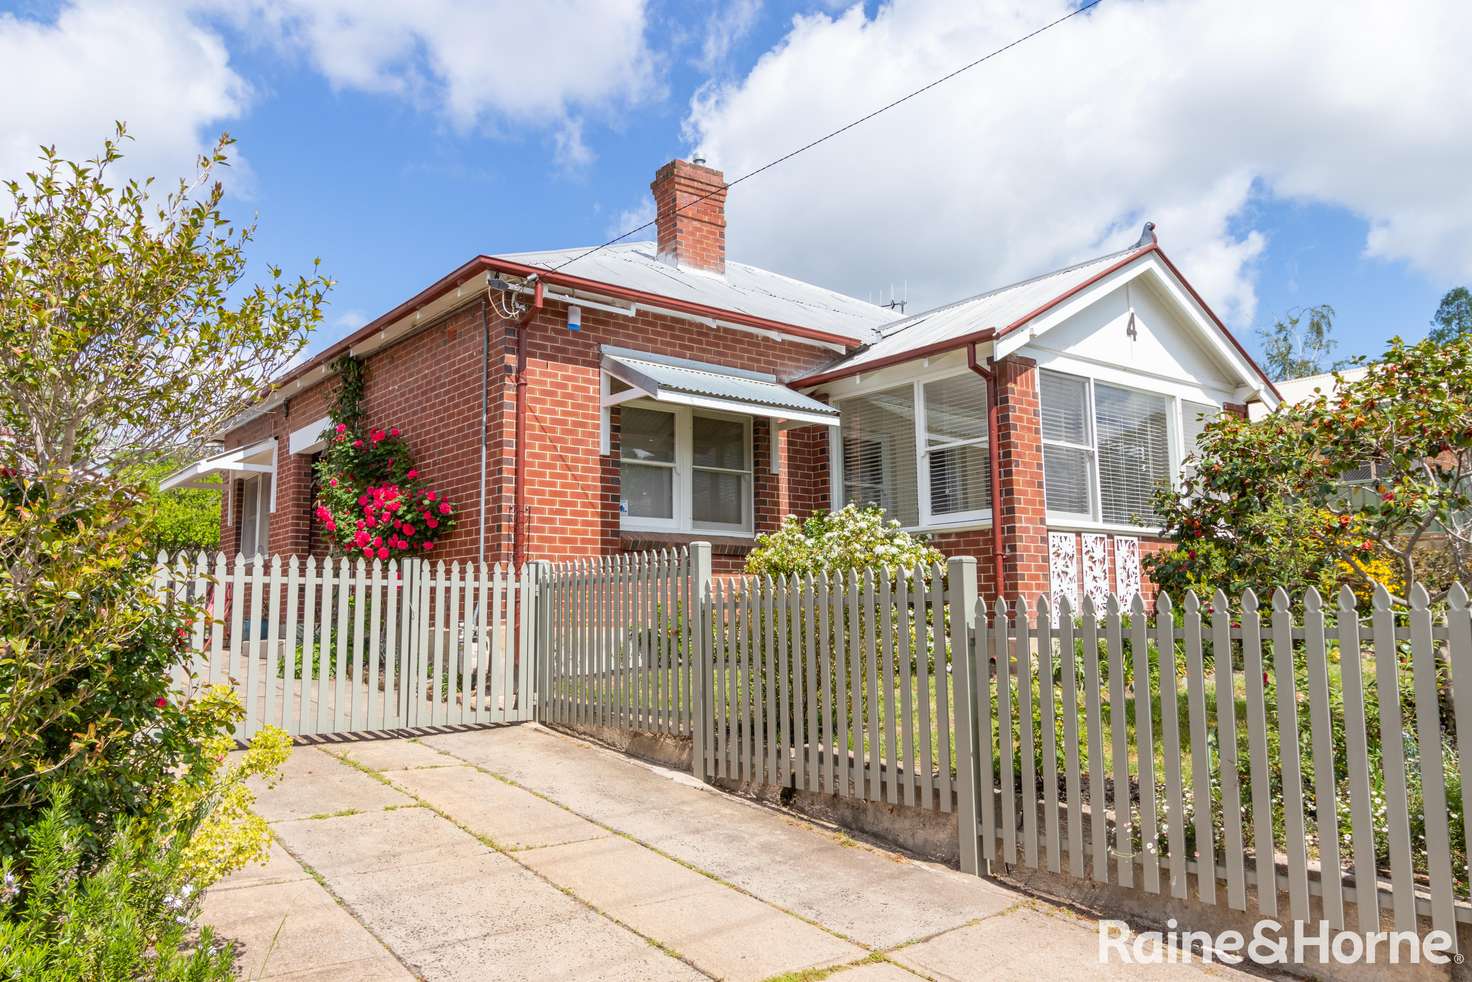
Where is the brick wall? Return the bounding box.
[216,295,837,568]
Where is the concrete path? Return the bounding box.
[205,723,1253,981]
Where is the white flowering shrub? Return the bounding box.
[745,505,942,578]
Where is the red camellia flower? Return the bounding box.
[438,502,451,515]
[335,422,347,433]
[377,547,389,560]
[407,468,418,479]
[390,427,400,437]
[155,697,167,708]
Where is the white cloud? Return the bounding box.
[239,1,656,143]
[0,1,250,197]
[698,0,764,72]
[685,0,1472,327]
[606,195,656,242]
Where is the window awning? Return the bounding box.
[159,438,276,491]
[600,346,839,428]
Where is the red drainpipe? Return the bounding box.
[512,279,543,567]
[967,342,1006,599]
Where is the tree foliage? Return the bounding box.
[1256,303,1338,381]
[1429,286,1472,345]
[1148,333,1472,603]
[0,124,328,494]
[138,462,220,557]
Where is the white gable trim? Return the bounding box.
[993,253,1278,410]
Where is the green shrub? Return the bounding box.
[745,505,942,577]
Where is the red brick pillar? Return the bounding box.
[994,357,1049,602]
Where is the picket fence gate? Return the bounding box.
[170,544,1472,942]
[162,552,538,741]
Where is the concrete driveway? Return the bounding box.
[205,723,1250,981]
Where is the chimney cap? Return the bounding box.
[691,152,707,166]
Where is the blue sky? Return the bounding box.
[2,1,1467,370]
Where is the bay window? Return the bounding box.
[1040,368,1221,528]
[836,372,990,528]
[619,405,752,534]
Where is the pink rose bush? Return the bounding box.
[312,421,455,559]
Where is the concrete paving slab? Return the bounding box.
[252,747,411,822]
[401,913,704,982]
[423,725,1016,949]
[323,737,458,772]
[275,799,696,980]
[273,805,484,878]
[890,906,1235,981]
[385,763,609,850]
[516,835,863,981]
[202,875,410,981]
[825,960,918,981]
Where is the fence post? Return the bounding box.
[530,561,552,722]
[947,556,981,876]
[690,542,713,782]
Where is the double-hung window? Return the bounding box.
[1041,368,1218,528]
[836,372,990,528]
[619,405,753,535]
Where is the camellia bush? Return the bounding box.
[1147,332,1472,603]
[745,504,942,578]
[312,357,456,559]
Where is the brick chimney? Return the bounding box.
[650,158,727,274]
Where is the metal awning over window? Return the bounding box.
[160,438,276,491]
[600,346,839,428]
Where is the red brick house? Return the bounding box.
[166,158,1281,604]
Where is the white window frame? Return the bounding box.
[1039,366,1223,532]
[618,400,753,537]
[831,368,993,531]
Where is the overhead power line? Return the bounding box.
[552,0,1106,272]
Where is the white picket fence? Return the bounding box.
[538,546,1472,942]
[541,548,698,739]
[164,544,1472,942]
[162,553,538,740]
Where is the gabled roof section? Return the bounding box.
[498,242,893,344]
[796,243,1280,404]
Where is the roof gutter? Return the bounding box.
[796,326,998,388]
[479,256,863,350]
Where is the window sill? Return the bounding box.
[619,529,757,555]
[1045,516,1166,537]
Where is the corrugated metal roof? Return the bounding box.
[602,347,837,420]
[805,246,1141,377]
[495,242,892,343]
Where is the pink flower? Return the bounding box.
[329,478,338,487]
[377,547,389,560]
[422,540,435,551]
[353,439,364,448]
[407,468,419,479]
[155,697,167,708]
[335,422,347,433]
[362,547,374,558]
[390,427,400,437]
[426,490,437,502]
[426,517,439,529]
[326,520,336,531]
[371,536,382,547]
[438,502,451,515]
[402,524,415,536]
